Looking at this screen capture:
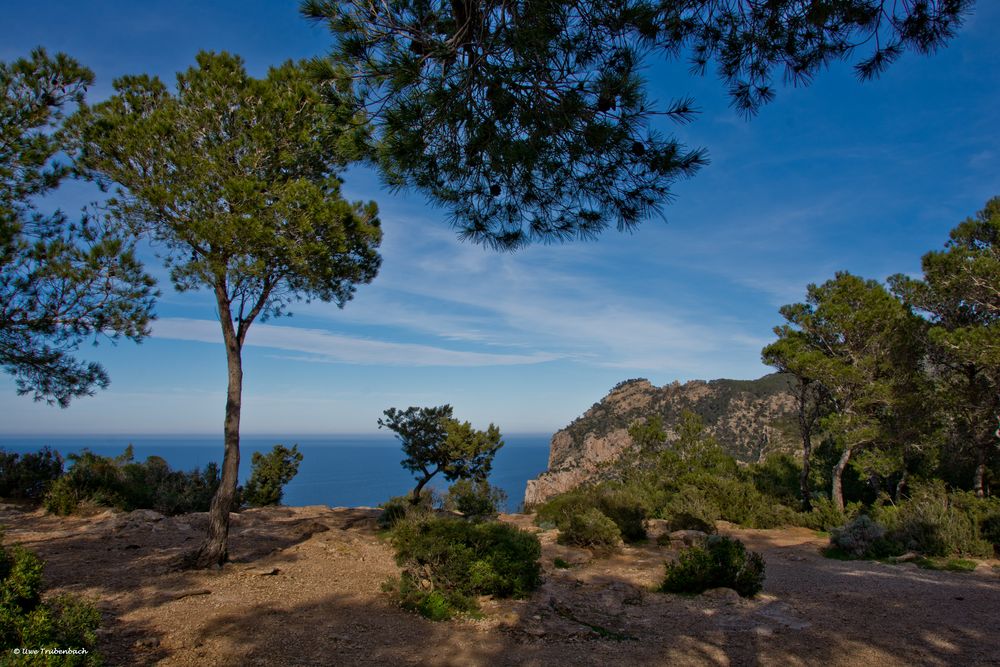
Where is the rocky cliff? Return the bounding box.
[524,373,799,506]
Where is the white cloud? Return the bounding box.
[151,318,560,367]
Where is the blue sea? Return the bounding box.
[0,435,551,511]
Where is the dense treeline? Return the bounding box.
[764,197,1000,509]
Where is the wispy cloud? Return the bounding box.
[297,212,775,376]
[152,318,561,367]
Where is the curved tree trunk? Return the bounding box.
[411,472,435,505]
[831,446,853,512]
[191,287,244,568]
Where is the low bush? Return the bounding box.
[749,453,802,507]
[660,536,765,598]
[594,487,647,542]
[557,507,622,553]
[793,497,853,531]
[378,492,435,530]
[443,479,507,519]
[534,486,646,544]
[825,484,999,560]
[0,535,101,664]
[386,516,541,619]
[242,444,303,508]
[533,489,592,530]
[661,486,718,533]
[830,515,890,558]
[0,448,64,501]
[980,512,1000,555]
[41,446,220,516]
[888,483,994,558]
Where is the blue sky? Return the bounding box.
[1,1,998,436]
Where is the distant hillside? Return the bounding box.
[525,373,798,505]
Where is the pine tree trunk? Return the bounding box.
[973,445,987,498]
[831,446,853,512]
[191,291,244,568]
[800,435,812,512]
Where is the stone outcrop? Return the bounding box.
[525,373,798,506]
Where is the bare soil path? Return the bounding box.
[2,505,998,666]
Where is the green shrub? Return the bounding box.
[535,486,646,544]
[533,489,593,529]
[557,507,622,553]
[378,492,435,530]
[0,448,64,501]
[660,536,765,598]
[662,486,719,534]
[889,483,993,558]
[980,512,1000,554]
[241,444,303,508]
[41,477,81,516]
[443,479,507,519]
[0,536,100,665]
[830,515,892,558]
[594,488,647,542]
[705,475,790,528]
[386,516,541,619]
[794,497,850,531]
[41,446,220,516]
[749,453,802,507]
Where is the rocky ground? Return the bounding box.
[2,503,999,666]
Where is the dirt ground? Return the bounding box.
[2,503,999,666]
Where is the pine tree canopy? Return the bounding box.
[303,0,973,250]
[1,49,156,406]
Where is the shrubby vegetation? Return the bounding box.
[557,508,623,554]
[2,443,304,517]
[533,198,1000,566]
[535,411,820,550]
[536,410,1000,565]
[1,535,101,664]
[384,515,541,620]
[377,491,436,531]
[0,448,63,501]
[41,446,220,516]
[661,536,765,598]
[442,479,507,520]
[829,483,999,560]
[378,439,539,621]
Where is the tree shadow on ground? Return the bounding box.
[0,505,378,664]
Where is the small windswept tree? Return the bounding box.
[242,444,304,507]
[378,405,504,504]
[74,52,382,567]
